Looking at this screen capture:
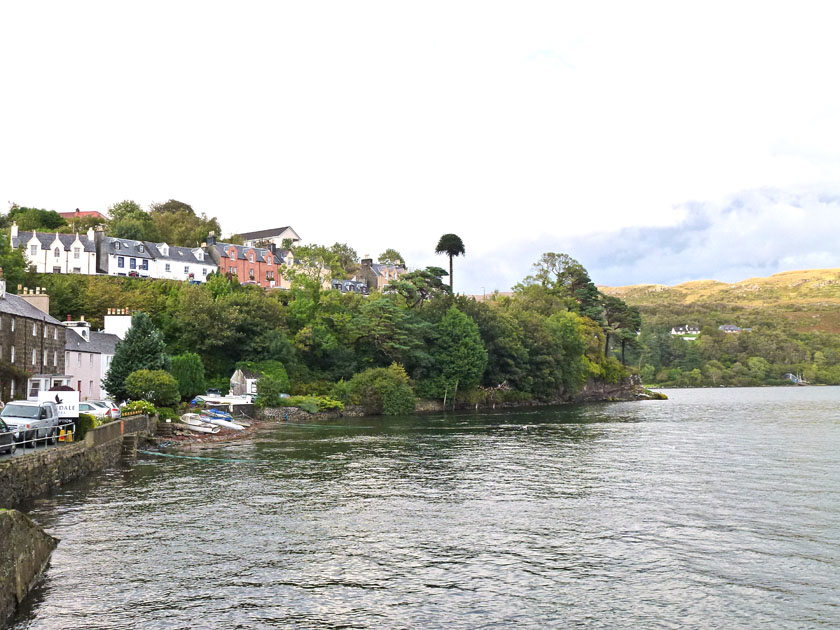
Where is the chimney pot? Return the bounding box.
[80,315,85,322]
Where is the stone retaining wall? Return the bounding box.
[0,415,156,510]
[0,509,58,624]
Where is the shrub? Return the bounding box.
[256,374,291,408]
[122,400,158,417]
[73,413,97,441]
[291,380,331,396]
[346,363,416,415]
[274,395,344,413]
[170,352,206,400]
[125,369,180,407]
[329,379,351,403]
[156,407,177,420]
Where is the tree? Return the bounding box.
[346,363,416,415]
[329,242,359,279]
[430,306,487,402]
[169,352,206,400]
[288,244,336,288]
[0,228,32,291]
[7,204,67,231]
[385,266,450,309]
[601,294,642,364]
[125,369,180,407]
[149,199,222,246]
[103,312,171,401]
[378,248,406,267]
[107,200,157,241]
[518,253,604,322]
[434,234,465,293]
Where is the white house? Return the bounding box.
[238,226,301,249]
[63,319,120,400]
[11,223,98,275]
[146,242,217,282]
[97,237,154,277]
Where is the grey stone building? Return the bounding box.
[0,281,68,401]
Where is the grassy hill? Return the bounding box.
[599,268,840,334]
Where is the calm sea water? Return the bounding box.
[10,387,840,629]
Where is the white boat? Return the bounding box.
[199,414,245,431]
[181,414,221,434]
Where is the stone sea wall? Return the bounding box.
[0,414,156,510]
[0,509,58,624]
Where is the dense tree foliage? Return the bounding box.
[103,312,171,401]
[169,352,206,400]
[378,248,405,266]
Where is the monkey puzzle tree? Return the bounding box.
[434,233,465,294]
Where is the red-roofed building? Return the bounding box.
[58,209,108,222]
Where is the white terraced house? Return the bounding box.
[11,223,98,275]
[146,242,217,282]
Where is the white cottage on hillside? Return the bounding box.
[11,223,98,275]
[145,242,217,282]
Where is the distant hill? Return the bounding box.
[599,268,840,334]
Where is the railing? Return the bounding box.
[0,420,78,455]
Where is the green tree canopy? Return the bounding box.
[169,352,206,400]
[378,248,405,266]
[103,312,171,401]
[429,306,487,400]
[8,205,67,231]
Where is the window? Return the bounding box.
[44,325,47,338]
[184,266,189,274]
[28,379,40,399]
[43,350,47,366]
[249,269,255,280]
[53,328,57,340]
[141,259,148,270]
[138,245,144,253]
[165,263,171,272]
[54,247,61,258]
[267,270,274,281]
[10,346,14,363]
[229,266,235,274]
[130,258,136,269]
[32,349,37,365]
[53,351,57,366]
[53,266,62,273]
[9,380,14,397]
[90,354,93,364]
[30,244,38,256]
[33,324,37,336]
[89,380,93,393]
[78,353,82,366]
[115,241,121,250]
[118,257,125,268]
[10,318,14,332]
[249,254,254,262]
[202,267,208,276]
[74,247,80,259]
[73,267,81,273]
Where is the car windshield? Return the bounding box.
[1,404,40,419]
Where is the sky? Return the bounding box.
[2,1,840,293]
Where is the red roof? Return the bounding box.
[58,210,107,220]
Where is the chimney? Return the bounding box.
[206,231,216,246]
[10,222,17,239]
[361,258,373,268]
[87,226,95,241]
[20,287,50,315]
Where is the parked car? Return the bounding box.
[88,400,121,419]
[79,401,111,420]
[0,401,60,447]
[0,418,16,455]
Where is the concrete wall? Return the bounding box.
[0,414,156,510]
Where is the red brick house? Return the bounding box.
[205,235,285,288]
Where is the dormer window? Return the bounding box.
[138,245,144,253]
[30,244,38,256]
[115,242,120,250]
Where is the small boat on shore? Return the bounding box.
[203,409,251,427]
[181,414,221,434]
[199,413,245,431]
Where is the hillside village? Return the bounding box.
[0,203,413,404]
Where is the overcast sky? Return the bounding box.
[2,2,840,292]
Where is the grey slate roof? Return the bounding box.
[65,330,120,354]
[370,263,406,277]
[237,227,292,241]
[13,231,96,252]
[211,242,282,264]
[102,237,153,259]
[0,292,63,324]
[145,242,207,264]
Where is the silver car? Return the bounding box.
[89,400,121,419]
[0,401,60,447]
